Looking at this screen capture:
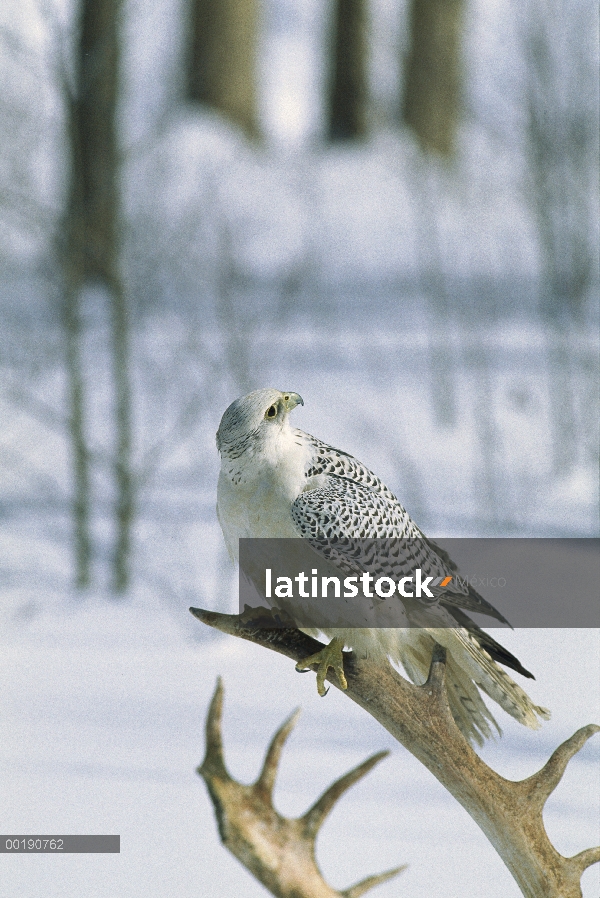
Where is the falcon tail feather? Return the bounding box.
[447,608,535,679]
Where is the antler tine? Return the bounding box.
[425,642,448,692]
[522,723,600,810]
[568,845,600,877]
[197,676,229,779]
[255,707,302,799]
[341,864,408,898]
[302,750,390,840]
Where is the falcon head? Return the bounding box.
[216,389,304,456]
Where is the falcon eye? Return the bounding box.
[266,405,277,419]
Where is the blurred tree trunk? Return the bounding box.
[111,275,133,594]
[402,0,465,156]
[62,0,133,592]
[61,259,91,589]
[402,0,465,428]
[520,0,597,475]
[187,0,259,138]
[523,0,596,316]
[327,0,368,141]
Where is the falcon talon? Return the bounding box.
[294,637,348,696]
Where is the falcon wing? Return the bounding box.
[291,474,511,626]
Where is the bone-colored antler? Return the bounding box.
[190,608,600,898]
[198,677,406,898]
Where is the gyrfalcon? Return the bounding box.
[216,388,550,746]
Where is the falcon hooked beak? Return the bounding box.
[282,392,304,411]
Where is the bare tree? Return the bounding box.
[61,288,91,588]
[517,0,598,476]
[409,159,458,428]
[520,0,597,316]
[327,0,368,141]
[61,0,133,592]
[402,0,465,156]
[400,0,467,425]
[191,608,599,898]
[199,677,406,897]
[186,0,259,138]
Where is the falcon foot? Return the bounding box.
[295,637,348,696]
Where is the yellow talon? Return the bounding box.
[295,637,348,696]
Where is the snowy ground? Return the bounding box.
[1,592,599,898]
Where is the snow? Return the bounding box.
[1,594,598,898]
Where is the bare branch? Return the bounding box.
[197,678,406,898]
[302,750,389,840]
[0,373,113,471]
[190,608,600,898]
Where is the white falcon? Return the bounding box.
[216,388,550,746]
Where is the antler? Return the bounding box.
[190,608,600,898]
[198,677,406,898]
